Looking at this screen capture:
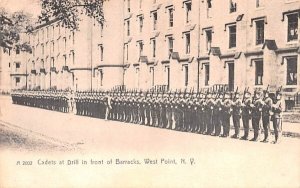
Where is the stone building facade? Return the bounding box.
[4,0,300,97]
[122,0,299,95]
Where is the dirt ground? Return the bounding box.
[0,122,77,152]
[0,95,299,188]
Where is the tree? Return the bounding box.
[0,8,33,53]
[39,0,104,31]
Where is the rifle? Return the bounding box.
[242,87,249,103]
[233,87,239,101]
[263,84,269,100]
[277,86,282,94]
[214,88,220,100]
[252,89,257,104]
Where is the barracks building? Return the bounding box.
[3,0,300,98]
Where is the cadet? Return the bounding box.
[272,91,283,144]
[205,93,214,135]
[261,90,273,142]
[213,94,223,136]
[250,91,263,141]
[232,93,242,139]
[221,93,232,137]
[241,91,252,140]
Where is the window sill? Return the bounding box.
[286,40,299,46]
[284,85,298,88]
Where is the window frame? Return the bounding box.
[286,56,298,85]
[167,36,174,56]
[139,16,143,33]
[183,64,189,87]
[255,60,264,86]
[287,13,298,42]
[229,0,237,13]
[205,29,212,51]
[228,25,237,48]
[255,19,265,45]
[127,20,130,36]
[185,2,192,24]
[138,41,143,57]
[151,39,156,58]
[168,8,174,27]
[153,11,158,30]
[185,32,191,54]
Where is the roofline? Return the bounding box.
[32,18,61,31]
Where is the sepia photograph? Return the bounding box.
[0,0,299,187]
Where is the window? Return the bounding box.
[127,20,130,36]
[256,0,264,8]
[16,47,20,55]
[139,16,143,32]
[42,29,44,42]
[57,40,60,52]
[46,27,49,38]
[230,0,237,13]
[287,14,298,42]
[126,44,129,61]
[32,61,35,70]
[153,12,158,30]
[185,33,191,54]
[100,45,104,61]
[183,65,189,87]
[72,32,75,45]
[165,66,170,89]
[9,63,10,68]
[138,41,143,57]
[100,69,103,86]
[58,24,61,35]
[42,44,45,55]
[205,30,212,51]
[207,0,212,8]
[150,67,155,86]
[256,20,264,45]
[185,2,192,23]
[63,55,67,66]
[229,25,236,48]
[169,8,174,27]
[32,46,35,56]
[52,26,55,39]
[127,0,130,12]
[63,37,67,51]
[51,41,54,53]
[37,32,40,43]
[15,77,20,87]
[15,62,20,72]
[51,57,55,67]
[204,64,210,86]
[41,59,45,68]
[100,23,104,37]
[72,51,75,65]
[168,37,173,56]
[152,39,156,58]
[255,60,263,85]
[286,57,297,85]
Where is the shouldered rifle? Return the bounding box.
[242,87,249,103]
[263,84,269,100]
[277,86,282,93]
[233,87,239,100]
[252,89,257,104]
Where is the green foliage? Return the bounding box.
[39,0,104,31]
[0,8,33,53]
